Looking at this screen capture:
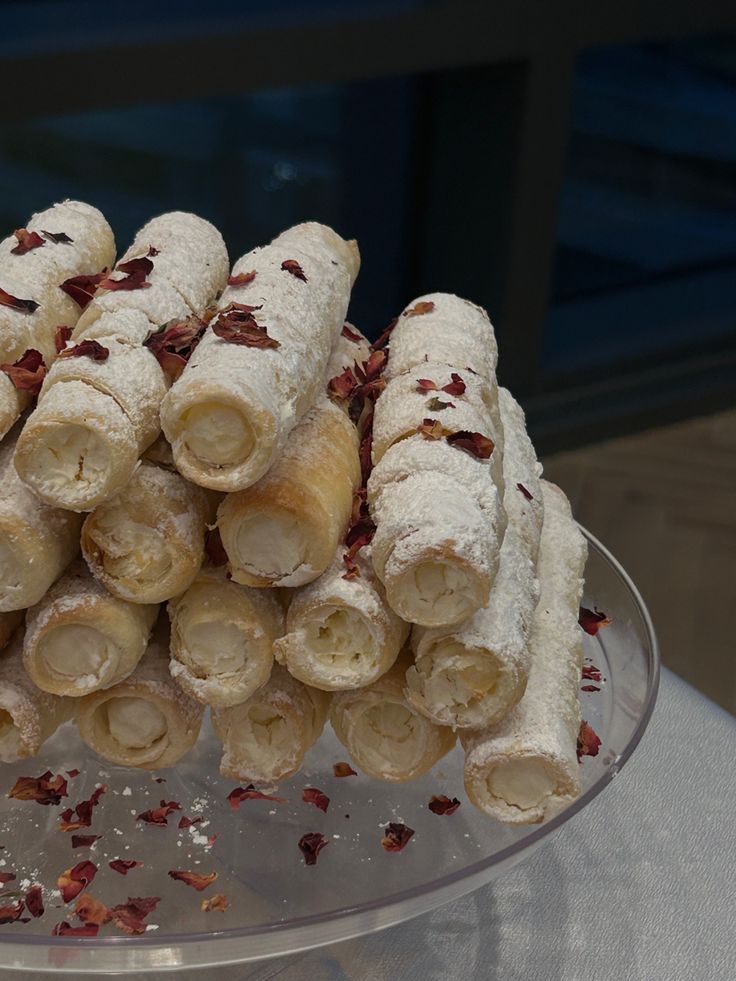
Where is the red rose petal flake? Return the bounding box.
[579,607,613,636]
[0,348,46,396]
[109,860,143,876]
[0,873,15,885]
[281,259,307,282]
[52,921,99,936]
[98,256,153,292]
[201,893,229,913]
[356,349,387,384]
[59,784,107,832]
[581,685,600,692]
[11,228,45,255]
[381,823,414,852]
[333,762,357,778]
[212,302,278,349]
[417,418,452,441]
[0,901,25,925]
[442,372,466,397]
[169,870,218,892]
[25,885,44,918]
[328,366,360,402]
[59,270,107,310]
[298,832,328,866]
[177,815,203,830]
[0,286,39,314]
[341,324,362,343]
[428,795,461,815]
[404,300,434,318]
[66,769,80,779]
[58,861,97,904]
[302,788,330,813]
[446,430,495,459]
[54,325,73,354]
[227,785,287,809]
[227,270,257,286]
[144,314,207,382]
[74,893,110,926]
[136,800,181,826]
[108,896,160,936]
[42,229,74,244]
[577,720,602,762]
[9,770,68,806]
[71,835,101,849]
[153,776,166,784]
[204,528,228,567]
[582,664,603,682]
[517,482,534,501]
[58,339,109,362]
[427,397,454,411]
[416,378,438,392]
[372,316,397,351]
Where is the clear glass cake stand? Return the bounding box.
[0,527,658,974]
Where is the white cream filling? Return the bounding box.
[88,507,171,584]
[409,641,501,717]
[401,561,478,624]
[0,533,24,601]
[226,702,290,770]
[302,609,376,676]
[233,514,308,581]
[181,402,254,468]
[487,758,558,811]
[25,423,111,500]
[180,620,247,677]
[38,623,114,682]
[0,709,22,762]
[105,697,168,750]
[352,699,424,775]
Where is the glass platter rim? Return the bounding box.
[0,523,660,961]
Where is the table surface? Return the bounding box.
[1,667,734,981]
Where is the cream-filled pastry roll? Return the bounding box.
[23,561,157,696]
[161,222,360,491]
[218,396,361,587]
[0,429,82,613]
[461,481,588,824]
[168,566,284,708]
[80,459,214,604]
[0,200,115,439]
[274,547,409,691]
[329,652,456,782]
[0,632,74,762]
[15,212,228,510]
[212,664,329,784]
[406,389,543,728]
[75,626,204,769]
[0,612,23,652]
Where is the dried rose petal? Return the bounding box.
[446,430,494,459]
[25,885,44,918]
[417,418,452,441]
[9,770,68,806]
[581,684,600,692]
[372,316,397,351]
[302,788,330,813]
[71,835,101,849]
[58,339,109,362]
[59,270,107,309]
[416,378,438,392]
[381,823,414,852]
[404,301,434,318]
[169,870,218,892]
[577,721,601,762]
[0,286,39,313]
[66,769,80,779]
[58,861,97,904]
[136,800,181,826]
[341,324,362,343]
[153,777,166,784]
[54,325,73,354]
[333,762,357,778]
[356,349,387,384]
[579,608,612,636]
[227,270,257,286]
[11,228,45,255]
[53,921,99,936]
[0,901,24,925]
[298,832,328,866]
[109,860,143,876]
[74,893,110,926]
[201,893,229,912]
[328,366,360,402]
[427,397,454,411]
[442,373,466,397]
[98,256,153,292]
[42,230,73,244]
[204,528,228,567]
[177,815,203,830]
[359,429,373,484]
[213,302,278,349]
[227,785,287,809]
[582,664,603,682]
[0,873,15,885]
[428,795,461,815]
[59,784,107,832]
[0,348,46,396]
[281,259,307,282]
[144,315,207,382]
[108,896,160,936]
[517,482,534,501]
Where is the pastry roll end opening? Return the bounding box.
[218,699,293,783]
[0,703,24,762]
[94,694,169,765]
[283,605,379,690]
[351,701,432,782]
[223,509,312,587]
[464,750,579,825]
[180,398,256,470]
[83,505,174,590]
[384,551,490,628]
[34,623,117,692]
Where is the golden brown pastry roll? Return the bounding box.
[75,627,204,769]
[168,566,284,708]
[0,611,24,652]
[218,396,361,587]
[329,653,456,782]
[274,548,409,691]
[212,664,329,785]
[161,222,360,492]
[80,460,213,604]
[23,561,157,696]
[0,428,82,613]
[461,481,588,824]
[0,632,74,762]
